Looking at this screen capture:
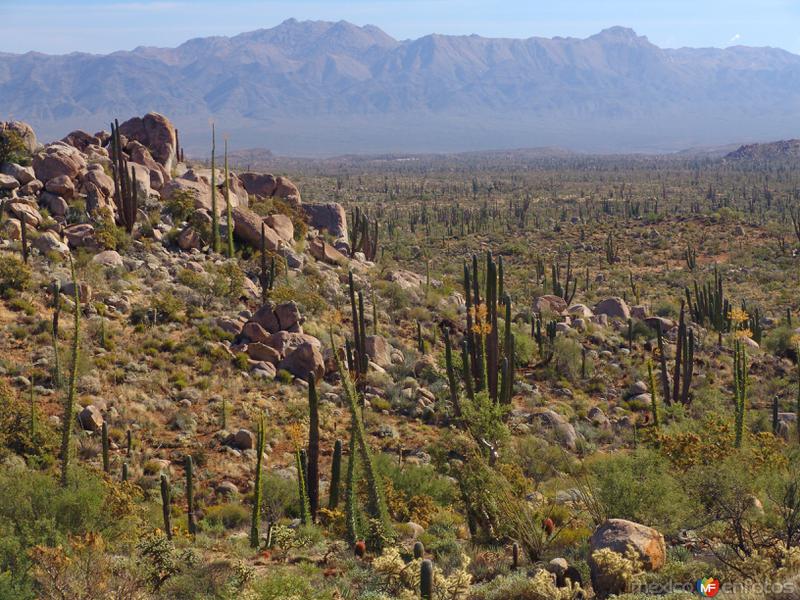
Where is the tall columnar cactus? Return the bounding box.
[20,216,28,264]
[259,223,275,303]
[733,339,748,448]
[160,474,172,540]
[59,257,80,488]
[101,421,110,473]
[210,123,220,253]
[348,272,368,377]
[250,413,266,548]
[647,360,660,429]
[420,559,434,600]
[655,320,671,407]
[686,265,731,336]
[121,462,129,482]
[773,396,780,436]
[444,327,461,417]
[672,302,696,406]
[512,542,519,570]
[307,375,320,521]
[685,244,697,271]
[110,119,138,234]
[349,206,379,260]
[185,455,196,535]
[551,252,577,305]
[460,340,474,400]
[605,231,619,264]
[329,439,342,510]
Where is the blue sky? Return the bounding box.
[2,0,800,55]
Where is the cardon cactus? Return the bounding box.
[329,439,342,510]
[420,559,434,600]
[160,474,172,540]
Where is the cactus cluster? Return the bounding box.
[686,265,730,335]
[110,119,138,234]
[350,206,379,260]
[551,252,576,304]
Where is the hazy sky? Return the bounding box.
[2,0,800,55]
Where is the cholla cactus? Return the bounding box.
[590,545,643,597]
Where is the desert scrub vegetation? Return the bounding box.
[7,118,800,599]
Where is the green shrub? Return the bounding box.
[0,255,31,298]
[204,503,249,530]
[0,129,30,165]
[588,449,694,535]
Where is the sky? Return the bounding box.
[2,0,800,55]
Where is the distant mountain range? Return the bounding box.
[3,19,800,156]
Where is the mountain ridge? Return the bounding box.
[3,19,800,155]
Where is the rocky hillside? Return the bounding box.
[4,19,800,153]
[725,138,800,163]
[2,112,800,599]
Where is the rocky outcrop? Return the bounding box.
[308,238,347,265]
[239,172,301,206]
[302,202,347,239]
[595,297,631,321]
[231,206,282,250]
[32,142,86,182]
[589,519,666,597]
[533,295,568,315]
[118,112,177,171]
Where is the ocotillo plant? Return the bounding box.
[307,375,320,520]
[332,332,392,549]
[296,449,311,525]
[224,138,234,257]
[329,439,342,510]
[185,455,196,535]
[101,421,110,473]
[420,559,434,600]
[344,414,359,543]
[59,257,80,488]
[210,123,220,253]
[51,280,61,388]
[733,338,748,448]
[160,474,172,540]
[250,413,266,548]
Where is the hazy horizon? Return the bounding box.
[3,0,800,56]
